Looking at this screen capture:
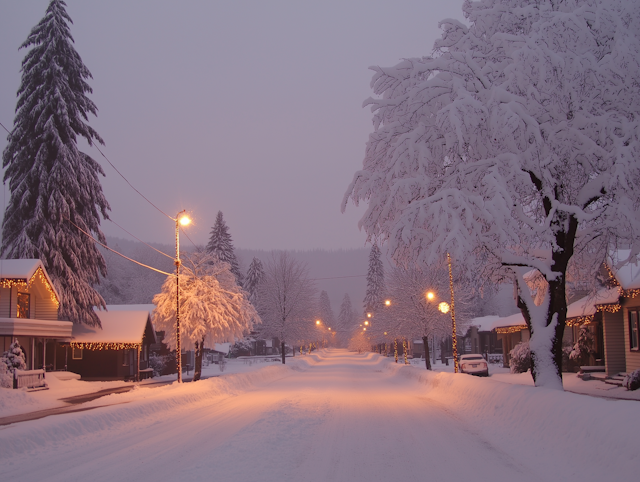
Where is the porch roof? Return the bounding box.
[72,305,155,345]
[0,317,73,338]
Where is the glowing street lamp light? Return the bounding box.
[174,210,191,383]
[385,299,391,306]
[426,291,435,301]
[364,320,369,326]
[438,302,450,314]
[316,320,321,325]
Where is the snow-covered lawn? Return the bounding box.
[1,350,638,481]
[0,356,282,418]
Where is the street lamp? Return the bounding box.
[175,210,190,383]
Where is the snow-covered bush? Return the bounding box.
[509,342,531,374]
[148,353,165,377]
[569,326,595,367]
[1,340,27,371]
[623,369,640,391]
[230,340,253,357]
[348,334,370,354]
[0,359,12,389]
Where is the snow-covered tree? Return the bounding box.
[244,257,265,305]
[1,0,110,326]
[153,251,259,380]
[1,340,27,371]
[363,244,386,315]
[383,264,474,369]
[206,211,243,286]
[317,290,336,346]
[257,251,316,363]
[338,293,356,346]
[343,0,640,389]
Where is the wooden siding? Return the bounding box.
[622,299,640,373]
[0,288,10,318]
[602,311,626,376]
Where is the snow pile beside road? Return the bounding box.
[387,359,639,478]
[1,363,298,458]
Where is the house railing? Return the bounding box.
[13,369,48,390]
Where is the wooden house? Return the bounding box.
[68,304,156,381]
[0,259,72,371]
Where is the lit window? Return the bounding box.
[630,309,639,351]
[72,347,83,360]
[17,293,30,318]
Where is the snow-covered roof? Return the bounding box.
[0,259,60,301]
[608,249,640,290]
[213,343,231,354]
[468,315,501,332]
[491,312,526,330]
[72,305,154,344]
[566,288,621,319]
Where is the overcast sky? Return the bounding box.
[0,0,465,251]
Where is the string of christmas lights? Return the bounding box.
[1,267,60,308]
[70,342,141,351]
[447,253,459,373]
[403,339,408,365]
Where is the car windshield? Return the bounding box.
[462,356,484,360]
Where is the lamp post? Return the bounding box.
[175,210,190,383]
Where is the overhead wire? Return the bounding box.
[107,218,174,260]
[64,216,175,277]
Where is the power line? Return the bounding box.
[92,143,174,222]
[65,216,175,277]
[107,218,174,260]
[0,121,11,135]
[310,274,366,281]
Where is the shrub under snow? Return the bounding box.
[509,342,531,374]
[623,369,640,391]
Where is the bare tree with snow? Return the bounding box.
[257,252,316,363]
[153,252,259,380]
[343,0,640,389]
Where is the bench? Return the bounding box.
[13,369,48,390]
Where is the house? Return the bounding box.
[461,315,502,357]
[600,251,640,376]
[67,304,157,381]
[0,259,72,371]
[493,313,529,367]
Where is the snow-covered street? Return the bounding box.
[1,350,638,481]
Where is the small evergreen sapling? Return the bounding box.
[1,340,27,371]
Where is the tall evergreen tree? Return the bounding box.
[206,211,243,286]
[363,244,385,314]
[244,257,265,305]
[1,0,109,326]
[318,290,335,327]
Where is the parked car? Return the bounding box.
[459,354,489,376]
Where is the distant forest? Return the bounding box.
[96,237,372,317]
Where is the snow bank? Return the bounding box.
[0,362,302,458]
[386,359,640,479]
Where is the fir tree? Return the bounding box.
[338,293,355,330]
[1,340,27,371]
[1,0,109,326]
[244,257,265,305]
[206,211,243,286]
[318,290,335,328]
[363,244,385,314]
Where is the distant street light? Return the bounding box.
[174,210,190,383]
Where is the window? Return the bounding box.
[17,292,30,318]
[72,347,83,360]
[630,309,639,351]
[122,350,130,366]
